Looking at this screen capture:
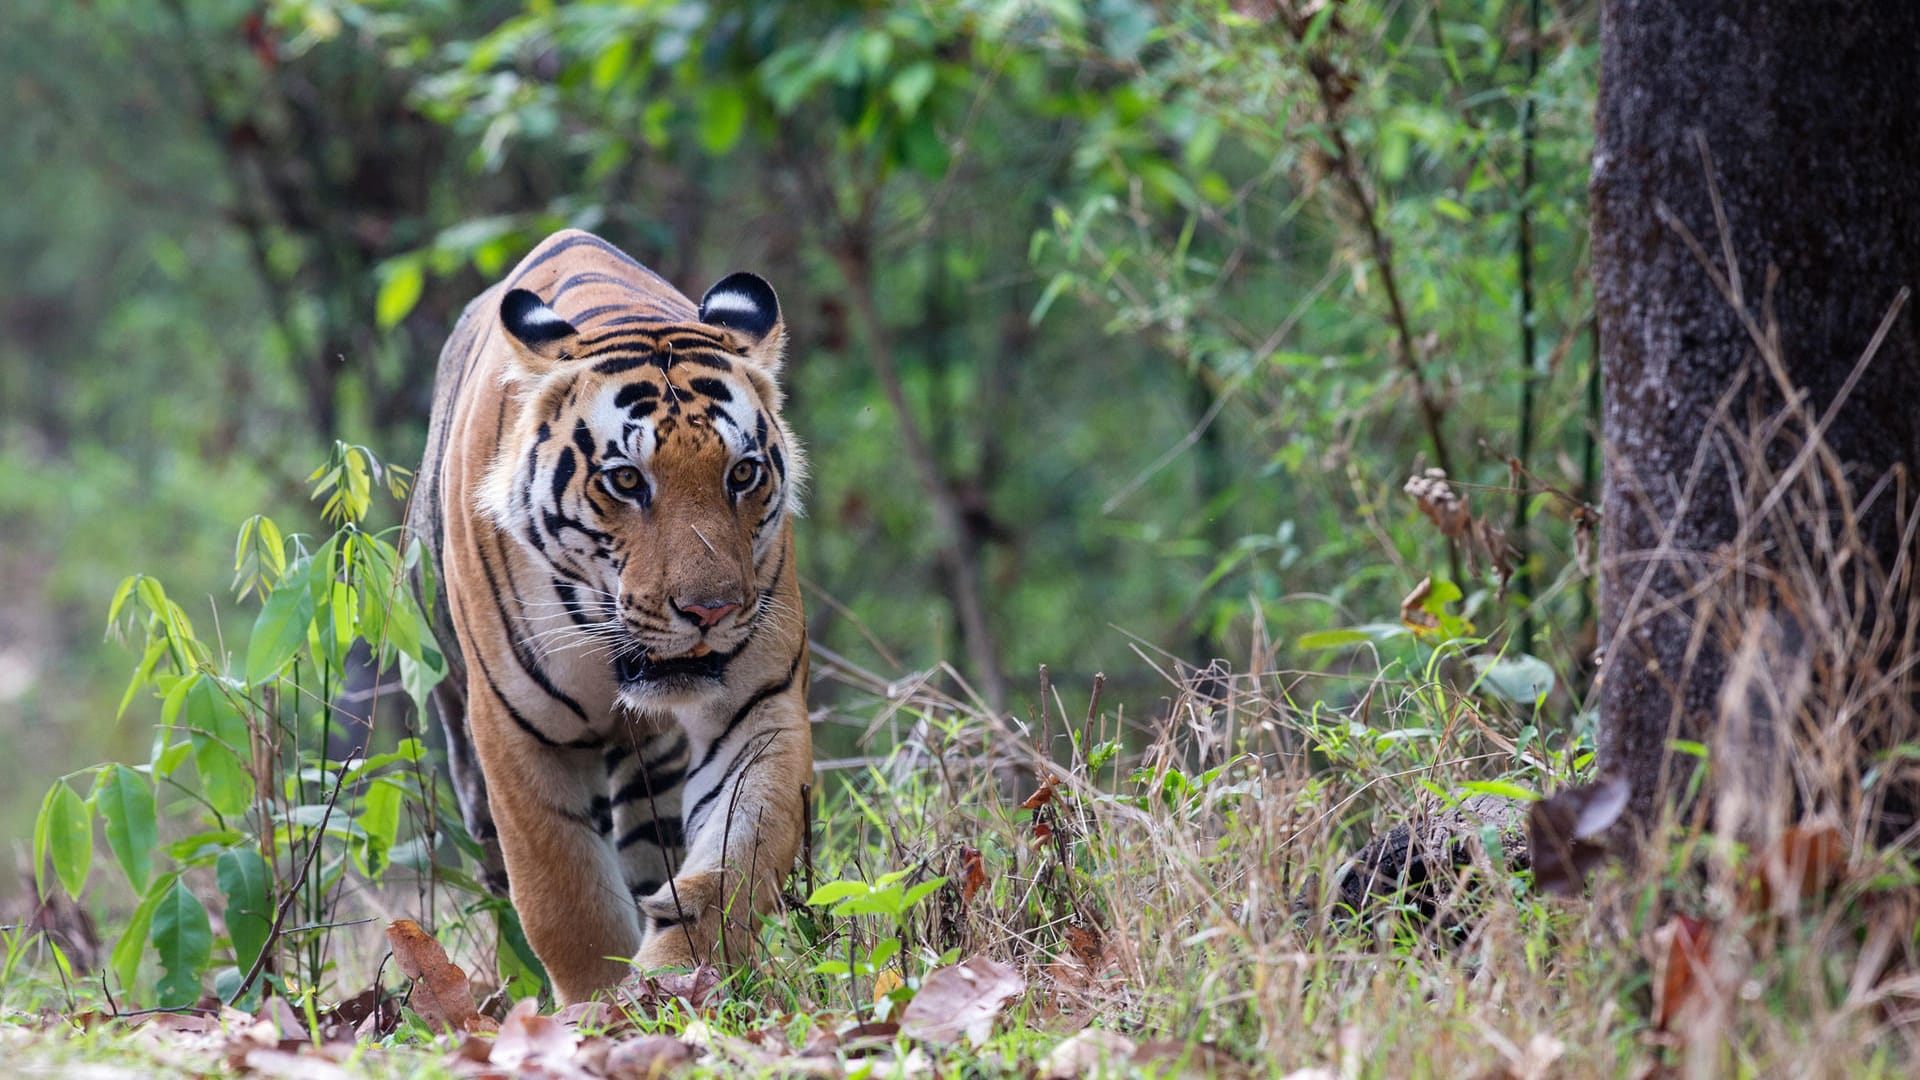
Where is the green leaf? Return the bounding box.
[888,61,936,118]
[806,880,870,906]
[698,85,748,155]
[1471,653,1557,705]
[900,877,947,911]
[1458,779,1539,802]
[35,782,92,900]
[1295,628,1372,650]
[217,848,273,975]
[151,878,213,1008]
[96,765,157,893]
[246,574,315,686]
[186,678,255,817]
[112,872,178,1001]
[355,777,404,878]
[376,258,425,330]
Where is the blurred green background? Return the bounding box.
[0,0,1600,886]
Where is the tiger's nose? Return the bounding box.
[672,596,741,629]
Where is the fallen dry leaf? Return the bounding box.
[899,955,1025,1046]
[619,964,722,1014]
[492,998,579,1072]
[1043,1028,1137,1078]
[554,1001,618,1032]
[802,1020,901,1061]
[385,919,495,1034]
[603,1034,697,1079]
[241,1048,353,1080]
[1131,1039,1253,1079]
[255,996,307,1042]
[873,969,905,1002]
[1528,770,1629,896]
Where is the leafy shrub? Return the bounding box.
[31,444,523,1010]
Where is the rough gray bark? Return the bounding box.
[1591,1,1920,829]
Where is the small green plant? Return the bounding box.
[806,869,950,1017]
[30,444,514,1011]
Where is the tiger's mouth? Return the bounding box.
[614,645,736,687]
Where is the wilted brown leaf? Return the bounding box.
[240,1048,354,1080]
[1403,468,1522,592]
[385,919,494,1034]
[604,1034,697,1079]
[618,964,722,1015]
[1753,821,1848,914]
[1400,576,1439,632]
[802,1020,900,1061]
[1654,913,1717,1032]
[320,985,392,1044]
[899,955,1025,1046]
[1405,468,1470,539]
[1528,770,1629,896]
[491,998,580,1074]
[255,996,307,1042]
[1132,1039,1253,1079]
[960,846,988,905]
[1021,776,1061,811]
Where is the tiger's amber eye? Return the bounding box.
[729,460,761,490]
[609,466,644,493]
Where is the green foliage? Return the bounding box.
[30,444,480,1008]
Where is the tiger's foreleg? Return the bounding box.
[471,698,641,1003]
[633,695,811,971]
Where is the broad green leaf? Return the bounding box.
[1471,653,1557,705]
[888,61,936,118]
[399,645,448,719]
[375,258,425,330]
[186,678,255,817]
[96,765,157,892]
[806,880,870,906]
[246,575,315,685]
[111,872,178,1001]
[217,848,273,974]
[35,782,92,899]
[901,878,947,910]
[355,777,404,878]
[151,878,213,1008]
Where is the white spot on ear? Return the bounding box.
[699,290,761,318]
[518,304,568,327]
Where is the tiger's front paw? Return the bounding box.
[634,871,722,971]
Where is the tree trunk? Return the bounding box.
[1591,0,1920,831]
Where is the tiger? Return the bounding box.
[407,228,813,1004]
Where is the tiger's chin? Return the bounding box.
[613,645,738,709]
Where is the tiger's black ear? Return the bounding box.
[499,287,581,373]
[699,272,785,373]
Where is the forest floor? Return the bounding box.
[3,654,1917,1078]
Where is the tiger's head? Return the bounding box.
[479,271,804,707]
